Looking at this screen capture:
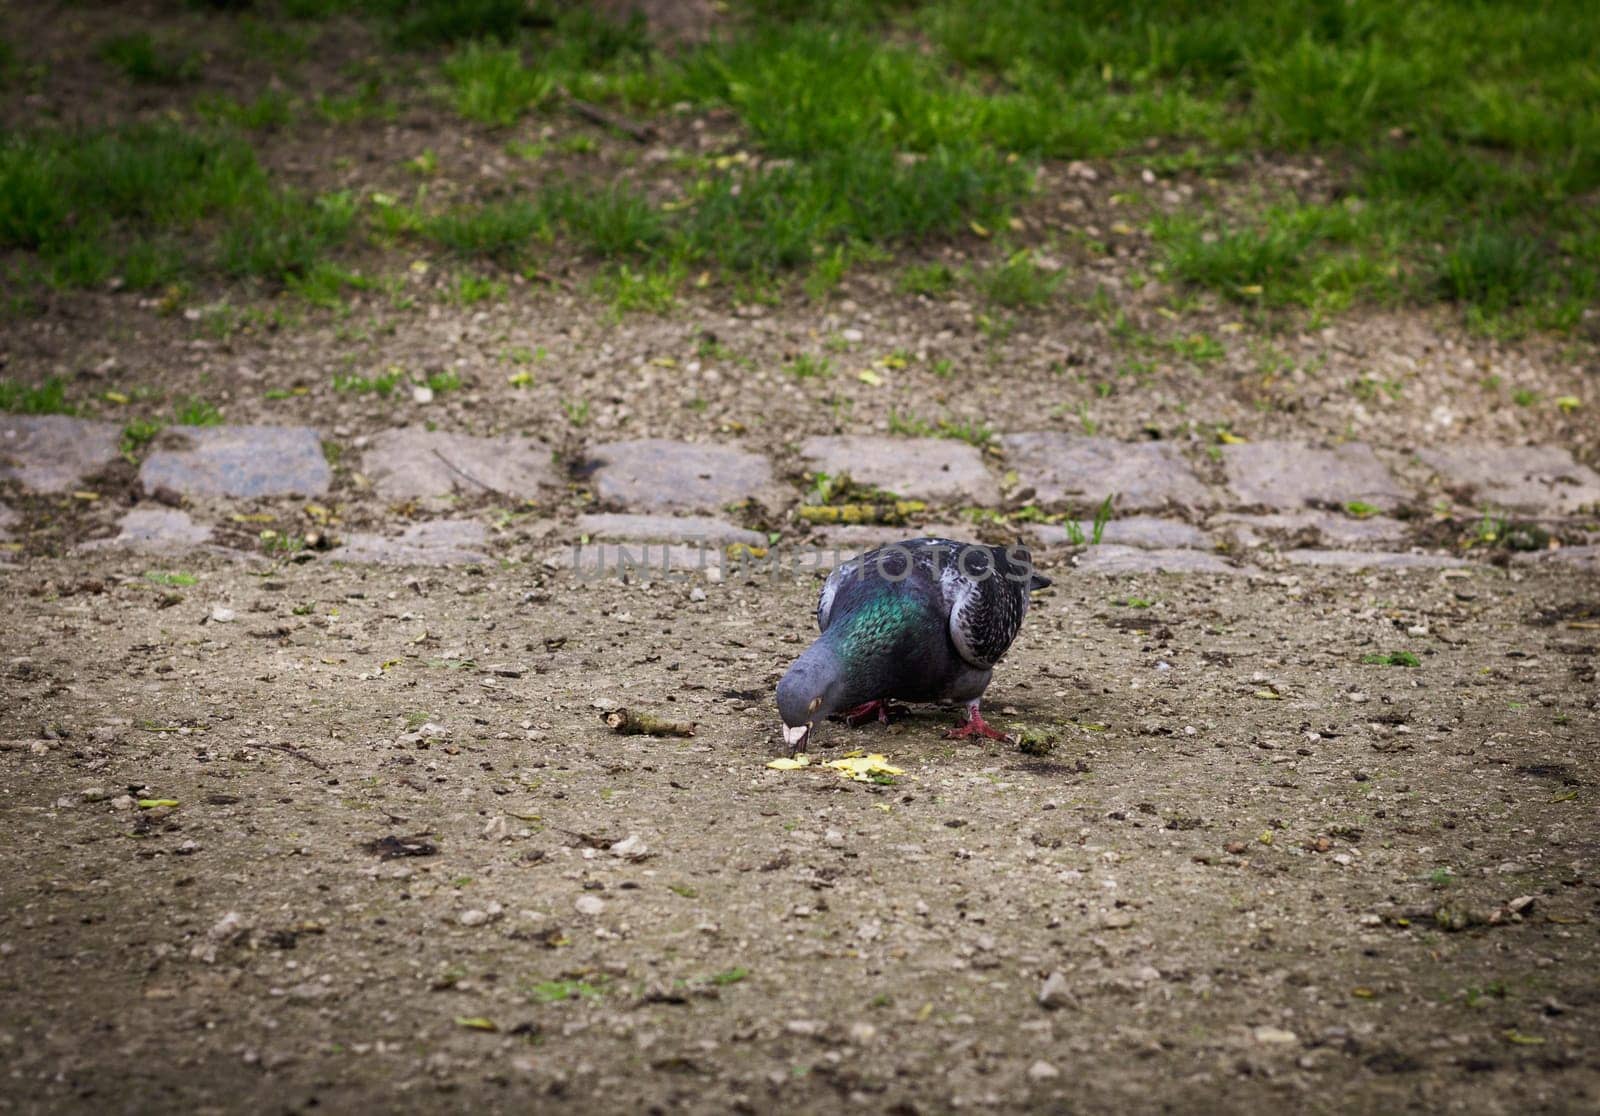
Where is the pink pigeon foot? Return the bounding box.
[944,701,1010,741]
[840,700,892,727]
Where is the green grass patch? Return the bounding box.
[333,367,406,396]
[120,418,163,461]
[529,976,606,1004]
[11,1,1599,329]
[888,409,995,447]
[786,353,832,380]
[174,397,224,426]
[0,126,357,294]
[441,41,555,125]
[899,262,958,297]
[974,249,1063,309]
[144,570,197,587]
[1362,651,1421,668]
[0,376,74,415]
[419,199,550,264]
[313,80,400,124]
[592,261,683,314]
[450,271,506,304]
[194,91,296,130]
[100,32,200,85]
[387,0,532,47]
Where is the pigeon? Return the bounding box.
[776,538,1051,753]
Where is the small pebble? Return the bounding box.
[1038,971,1074,1010]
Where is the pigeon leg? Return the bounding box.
[840,700,892,727]
[945,700,1009,741]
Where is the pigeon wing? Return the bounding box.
[942,545,1035,669]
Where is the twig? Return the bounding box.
[602,708,697,737]
[432,449,501,495]
[568,98,657,143]
[529,269,574,292]
[259,741,330,772]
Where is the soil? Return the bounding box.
[3,5,1600,1113]
[2,553,1598,1113]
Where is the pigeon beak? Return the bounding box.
[782,722,811,754]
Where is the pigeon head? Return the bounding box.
[776,643,846,752]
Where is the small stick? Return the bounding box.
[529,269,574,292]
[568,99,657,143]
[259,741,330,771]
[432,449,500,494]
[602,708,697,737]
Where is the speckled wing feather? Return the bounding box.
[817,538,1045,669]
[938,543,1039,668]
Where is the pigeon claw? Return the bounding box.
[840,700,892,727]
[945,704,1009,742]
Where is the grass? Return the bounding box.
[450,272,506,304]
[592,262,682,314]
[441,42,555,125]
[174,398,224,426]
[387,0,533,48]
[786,354,832,380]
[100,32,199,85]
[1362,651,1421,668]
[143,570,196,587]
[314,80,399,124]
[417,199,549,264]
[0,126,356,294]
[974,249,1063,309]
[1062,495,1116,546]
[194,92,296,130]
[120,419,163,462]
[900,262,958,297]
[887,409,995,447]
[529,977,606,1004]
[0,377,74,415]
[333,368,406,396]
[4,2,1598,332]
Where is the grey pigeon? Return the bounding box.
[776,538,1051,752]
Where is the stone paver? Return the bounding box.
[335,519,487,565]
[575,513,765,547]
[141,425,330,499]
[1211,511,1408,548]
[1001,433,1213,509]
[554,540,838,579]
[0,415,122,493]
[1416,444,1600,515]
[1515,545,1600,573]
[803,523,969,550]
[1222,441,1407,510]
[361,429,560,502]
[797,435,999,505]
[1074,545,1250,576]
[80,508,213,552]
[1034,515,1209,549]
[585,439,777,513]
[1281,550,1467,570]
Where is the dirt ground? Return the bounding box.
[2,551,1597,1114]
[4,4,1600,1112]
